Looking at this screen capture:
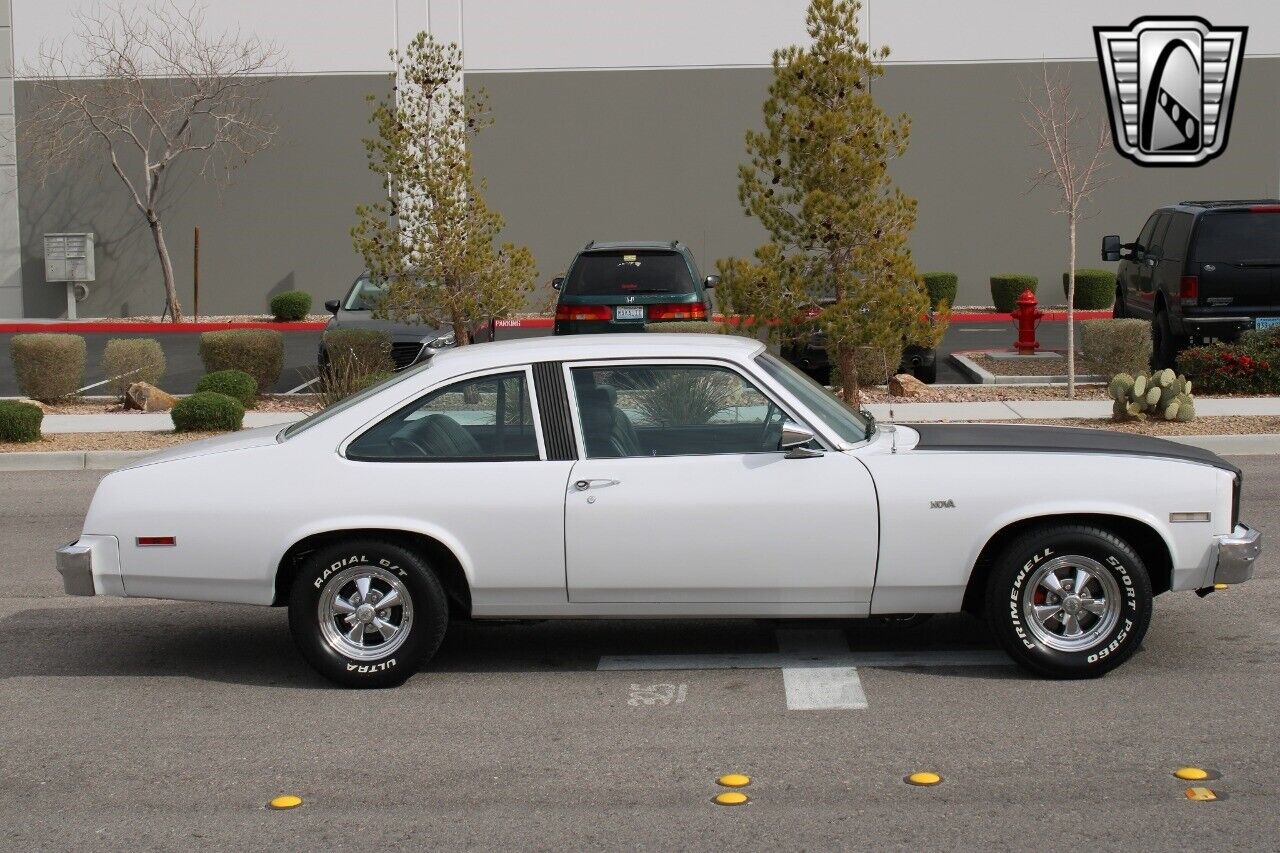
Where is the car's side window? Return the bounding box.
[347,370,539,462]
[569,364,786,459]
[1135,214,1161,250]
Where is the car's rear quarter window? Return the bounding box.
[1192,212,1280,262]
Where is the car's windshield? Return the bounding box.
[755,352,871,443]
[1192,213,1280,262]
[563,250,697,296]
[344,274,386,311]
[279,359,433,440]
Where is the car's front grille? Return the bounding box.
[391,342,425,370]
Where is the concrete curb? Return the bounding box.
[950,351,1106,385]
[0,450,154,471]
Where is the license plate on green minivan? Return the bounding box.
[1257,317,1280,330]
[615,306,645,321]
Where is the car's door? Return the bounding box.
[1121,213,1162,318]
[341,366,575,613]
[561,360,878,606]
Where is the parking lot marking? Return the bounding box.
[717,774,751,788]
[906,772,943,787]
[1185,787,1219,801]
[268,795,303,810]
[598,629,1010,710]
[714,791,749,806]
[1174,767,1210,781]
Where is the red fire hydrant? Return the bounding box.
[1010,289,1043,354]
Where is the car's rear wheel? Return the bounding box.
[911,356,937,384]
[985,524,1152,678]
[288,538,449,688]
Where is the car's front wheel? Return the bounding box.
[288,539,449,688]
[985,524,1152,678]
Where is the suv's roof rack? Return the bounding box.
[583,240,595,250]
[1179,199,1280,208]
[670,240,680,249]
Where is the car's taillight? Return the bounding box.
[1248,205,1280,212]
[1179,275,1199,304]
[555,304,611,321]
[136,536,176,547]
[648,303,707,321]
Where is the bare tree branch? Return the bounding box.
[20,1,284,320]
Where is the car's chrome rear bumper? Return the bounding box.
[1213,524,1262,584]
[56,542,96,596]
[54,536,126,597]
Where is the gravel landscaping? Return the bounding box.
[859,384,1111,403]
[967,353,1080,377]
[0,431,223,453]
[13,394,323,415]
[981,416,1280,436]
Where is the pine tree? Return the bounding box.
[351,33,536,345]
[717,0,945,401]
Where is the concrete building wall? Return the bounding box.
[9,1,1280,316]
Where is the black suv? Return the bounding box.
[1104,200,1280,368]
[552,241,717,334]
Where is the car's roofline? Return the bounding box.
[579,241,684,252]
[426,333,763,372]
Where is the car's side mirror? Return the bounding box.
[1101,235,1121,262]
[324,299,340,315]
[779,420,822,458]
[703,274,720,288]
[552,276,564,291]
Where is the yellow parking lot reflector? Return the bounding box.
[269,795,303,810]
[714,791,749,806]
[1214,583,1230,590]
[1174,767,1209,781]
[717,774,751,788]
[1184,787,1218,801]
[906,772,942,786]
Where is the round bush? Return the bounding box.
[922,272,958,309]
[102,338,166,398]
[270,290,313,322]
[10,333,86,402]
[196,369,257,407]
[199,329,284,393]
[990,275,1038,313]
[1062,269,1116,309]
[171,391,245,433]
[0,400,43,443]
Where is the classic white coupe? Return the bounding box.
[57,334,1260,687]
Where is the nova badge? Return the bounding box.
[1094,16,1248,167]
[930,499,956,509]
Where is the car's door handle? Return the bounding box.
[574,478,620,491]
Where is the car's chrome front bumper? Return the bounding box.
[1213,524,1262,585]
[56,542,96,596]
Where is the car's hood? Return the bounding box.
[328,313,448,342]
[907,422,1240,476]
[119,425,284,470]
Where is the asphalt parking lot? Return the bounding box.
[3,461,1276,849]
[0,320,1079,395]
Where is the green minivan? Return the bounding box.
[552,241,718,335]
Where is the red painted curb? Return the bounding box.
[0,320,328,334]
[0,310,1111,334]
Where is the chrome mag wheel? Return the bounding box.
[1023,555,1122,653]
[318,566,414,661]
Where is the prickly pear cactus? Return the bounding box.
[1109,370,1195,422]
[1172,394,1196,422]
[1108,373,1135,402]
[1131,374,1147,399]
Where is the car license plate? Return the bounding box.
[1256,317,1280,330]
[615,306,645,321]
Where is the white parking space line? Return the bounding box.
[597,628,1011,711]
[284,376,320,394]
[958,327,1006,332]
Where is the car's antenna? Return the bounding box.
[880,349,898,453]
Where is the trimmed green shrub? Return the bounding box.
[322,329,394,376]
[645,321,719,333]
[990,275,1038,312]
[1080,319,1151,377]
[270,290,313,322]
[0,400,43,443]
[922,272,958,309]
[10,333,86,402]
[196,369,257,408]
[199,329,284,393]
[1179,340,1280,395]
[171,391,244,433]
[1061,268,1116,309]
[101,338,166,398]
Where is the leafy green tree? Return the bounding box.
[351,33,536,345]
[717,0,945,400]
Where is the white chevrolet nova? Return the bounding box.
[57,334,1261,687]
